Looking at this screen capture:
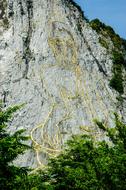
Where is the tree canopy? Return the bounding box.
[0,101,126,190]
[0,103,30,190]
[45,114,126,190]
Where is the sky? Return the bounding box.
[75,0,126,39]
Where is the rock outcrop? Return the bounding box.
[0,0,126,168]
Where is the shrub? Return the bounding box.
[109,51,124,94]
[44,114,126,190]
[0,103,30,190]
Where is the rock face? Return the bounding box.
[0,0,126,168]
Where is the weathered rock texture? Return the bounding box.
[0,0,126,168]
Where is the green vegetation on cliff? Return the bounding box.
[89,19,123,50]
[110,51,124,94]
[90,19,126,95]
[0,103,30,190]
[1,103,126,190]
[44,114,126,190]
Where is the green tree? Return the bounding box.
[45,114,126,190]
[109,51,124,94]
[1,101,126,190]
[0,103,30,190]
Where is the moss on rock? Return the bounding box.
[90,18,126,95]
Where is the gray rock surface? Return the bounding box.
[0,0,125,168]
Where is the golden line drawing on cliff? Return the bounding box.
[31,17,116,167]
[48,21,97,119]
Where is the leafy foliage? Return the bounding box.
[90,18,104,33]
[43,115,126,190]
[89,19,123,50]
[110,51,124,94]
[14,171,53,190]
[90,19,126,95]
[1,102,126,190]
[0,103,30,190]
[99,37,109,49]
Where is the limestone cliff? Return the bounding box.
[0,0,126,168]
